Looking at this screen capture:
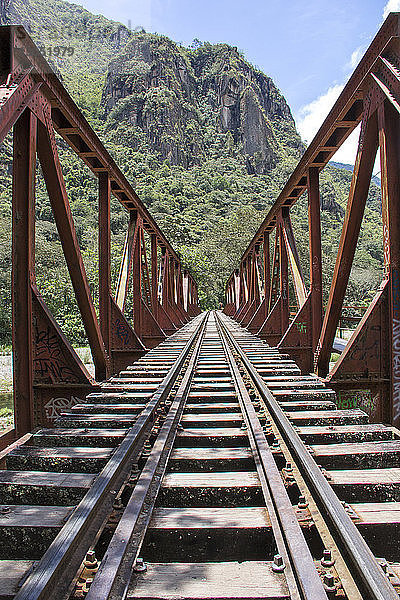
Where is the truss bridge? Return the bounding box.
[1,14,400,600]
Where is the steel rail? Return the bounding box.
[216,311,400,600]
[215,316,328,600]
[14,312,207,600]
[85,313,209,600]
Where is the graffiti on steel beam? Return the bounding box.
[336,389,376,414]
[33,319,77,383]
[295,322,307,334]
[44,395,81,421]
[346,326,380,362]
[113,318,131,345]
[393,269,400,421]
[383,224,390,277]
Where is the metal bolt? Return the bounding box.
[75,579,85,597]
[285,462,292,471]
[113,498,124,510]
[321,549,335,567]
[323,573,336,592]
[108,510,119,524]
[272,554,285,572]
[83,578,93,592]
[297,495,309,509]
[379,560,389,573]
[84,551,97,566]
[133,557,147,573]
[83,551,98,575]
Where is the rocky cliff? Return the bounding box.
[102,34,303,173]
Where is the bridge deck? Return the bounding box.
[0,312,398,599]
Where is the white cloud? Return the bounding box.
[294,14,389,171]
[383,0,400,21]
[296,84,344,145]
[348,46,365,69]
[296,87,379,167]
[333,126,360,166]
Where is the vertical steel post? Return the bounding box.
[161,249,168,307]
[132,217,142,336]
[98,172,111,359]
[238,263,244,308]
[250,252,255,303]
[246,255,251,302]
[308,167,323,353]
[317,108,378,376]
[234,269,240,311]
[378,101,400,424]
[170,257,176,304]
[280,212,289,334]
[151,233,158,317]
[12,109,36,436]
[263,231,270,315]
[254,245,260,304]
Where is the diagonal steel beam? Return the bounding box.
[316,99,379,376]
[36,110,109,380]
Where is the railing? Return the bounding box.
[0,25,200,444]
[224,12,400,426]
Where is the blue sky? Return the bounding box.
[69,0,397,166]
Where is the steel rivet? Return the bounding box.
[113,498,124,510]
[84,550,96,564]
[380,560,389,573]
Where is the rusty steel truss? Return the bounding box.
[224,13,400,426]
[0,25,200,445]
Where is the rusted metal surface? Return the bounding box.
[0,25,199,439]
[1,312,400,598]
[216,316,328,600]
[99,172,112,358]
[84,315,208,600]
[12,108,36,437]
[307,167,323,354]
[317,100,379,378]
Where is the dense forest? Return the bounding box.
[0,0,384,346]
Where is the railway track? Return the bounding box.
[1,311,400,599]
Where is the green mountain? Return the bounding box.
[0,0,384,345]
